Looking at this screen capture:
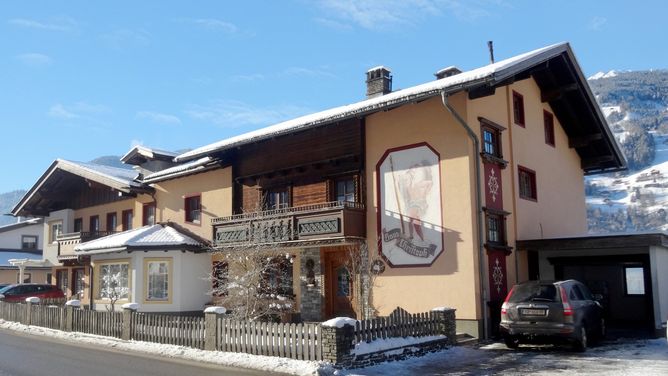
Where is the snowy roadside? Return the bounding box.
[0,320,323,376]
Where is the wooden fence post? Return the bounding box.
[204,306,226,351]
[24,297,40,326]
[121,303,139,341]
[64,300,81,332]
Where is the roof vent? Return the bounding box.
[366,66,392,98]
[434,66,462,80]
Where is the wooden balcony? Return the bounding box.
[212,201,366,248]
[57,231,117,260]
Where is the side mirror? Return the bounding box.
[593,294,603,301]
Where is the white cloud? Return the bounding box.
[8,17,76,31]
[48,104,78,119]
[189,18,238,33]
[314,0,494,30]
[313,17,354,31]
[281,66,336,78]
[231,73,266,82]
[186,100,312,128]
[589,16,607,31]
[47,102,110,120]
[102,29,150,49]
[136,111,182,125]
[16,53,52,66]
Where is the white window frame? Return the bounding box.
[145,259,171,302]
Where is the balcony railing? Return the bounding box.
[212,201,366,248]
[57,231,117,259]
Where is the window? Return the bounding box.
[336,266,351,297]
[97,262,129,300]
[518,166,537,201]
[49,221,63,243]
[142,203,156,226]
[185,195,202,224]
[88,216,99,232]
[260,256,294,297]
[106,212,117,232]
[212,261,229,297]
[73,218,83,233]
[486,214,504,244]
[512,91,525,127]
[56,269,68,294]
[544,110,555,146]
[265,188,289,210]
[122,209,133,231]
[46,273,53,285]
[73,268,85,299]
[145,259,170,302]
[335,178,356,203]
[624,266,645,295]
[21,235,38,250]
[16,273,31,283]
[482,127,501,157]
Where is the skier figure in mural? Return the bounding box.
[399,160,434,242]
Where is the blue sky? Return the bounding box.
[2,0,667,193]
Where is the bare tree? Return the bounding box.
[209,246,297,321]
[100,271,129,312]
[343,240,384,320]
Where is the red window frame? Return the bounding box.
[518,166,537,201]
[106,212,117,232]
[184,194,202,224]
[122,209,133,231]
[544,110,555,147]
[142,203,156,226]
[512,91,525,127]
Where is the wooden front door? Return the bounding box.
[324,248,356,319]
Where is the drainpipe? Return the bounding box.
[440,91,489,339]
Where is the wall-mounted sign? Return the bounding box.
[376,143,444,267]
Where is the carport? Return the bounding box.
[517,233,668,336]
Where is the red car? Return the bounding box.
[0,284,65,303]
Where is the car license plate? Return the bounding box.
[521,308,546,316]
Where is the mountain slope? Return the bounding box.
[586,70,668,233]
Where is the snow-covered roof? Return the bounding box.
[74,223,205,254]
[142,156,218,184]
[120,145,178,165]
[12,159,143,217]
[0,251,47,267]
[0,218,43,234]
[59,159,141,187]
[174,42,572,162]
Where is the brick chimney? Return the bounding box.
[434,66,462,80]
[366,66,392,98]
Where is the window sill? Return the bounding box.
[480,153,508,168]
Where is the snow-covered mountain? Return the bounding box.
[586,70,668,233]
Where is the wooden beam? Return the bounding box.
[541,83,579,102]
[568,133,603,148]
[468,85,496,100]
[581,155,614,170]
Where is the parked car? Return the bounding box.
[0,284,65,303]
[499,280,605,351]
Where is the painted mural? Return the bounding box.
[377,143,444,266]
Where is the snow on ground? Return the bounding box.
[0,320,321,376]
[3,319,668,376]
[334,339,668,376]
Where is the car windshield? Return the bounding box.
[0,285,14,294]
[508,283,558,303]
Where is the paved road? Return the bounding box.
[0,328,278,376]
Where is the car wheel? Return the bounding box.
[573,326,587,352]
[504,335,520,349]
